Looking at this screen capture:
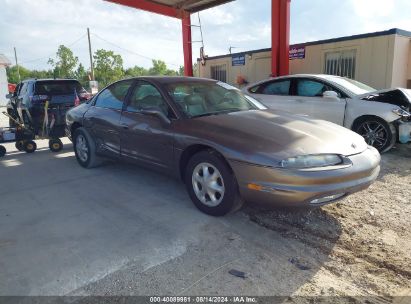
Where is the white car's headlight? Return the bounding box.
[279,154,342,169]
[392,108,411,118]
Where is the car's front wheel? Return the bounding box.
[354,117,396,152]
[185,150,244,216]
[73,127,102,168]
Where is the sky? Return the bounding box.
[1,0,411,71]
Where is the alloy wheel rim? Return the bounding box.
[358,121,388,150]
[192,162,225,207]
[76,135,89,162]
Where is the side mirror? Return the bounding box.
[140,107,171,124]
[323,91,339,99]
[6,93,13,99]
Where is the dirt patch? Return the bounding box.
[243,144,411,298]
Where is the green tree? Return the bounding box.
[75,63,89,87]
[6,65,53,84]
[178,65,185,76]
[124,65,149,78]
[149,60,178,76]
[48,45,79,78]
[93,49,124,87]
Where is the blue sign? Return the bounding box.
[232,54,246,66]
[289,46,305,60]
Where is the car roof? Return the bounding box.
[127,76,218,84]
[269,74,345,81]
[23,78,79,83]
[245,74,349,89]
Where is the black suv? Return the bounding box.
[7,79,90,137]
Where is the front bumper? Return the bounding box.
[229,147,381,207]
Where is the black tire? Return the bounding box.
[0,145,6,157]
[49,138,63,152]
[15,141,24,151]
[73,127,102,168]
[354,117,396,153]
[185,150,244,216]
[24,141,37,153]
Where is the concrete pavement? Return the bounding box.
[0,136,331,296]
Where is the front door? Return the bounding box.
[120,81,175,170]
[293,78,346,125]
[83,79,134,157]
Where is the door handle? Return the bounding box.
[120,123,129,130]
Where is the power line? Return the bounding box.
[91,32,181,67]
[19,34,87,65]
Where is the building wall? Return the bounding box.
[199,33,411,90]
[391,35,411,88]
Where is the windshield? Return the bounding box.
[330,77,376,95]
[35,80,84,95]
[166,81,266,118]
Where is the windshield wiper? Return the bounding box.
[191,109,242,118]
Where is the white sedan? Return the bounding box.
[243,74,411,152]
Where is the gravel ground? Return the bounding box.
[244,144,411,300]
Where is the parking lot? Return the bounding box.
[0,109,410,299]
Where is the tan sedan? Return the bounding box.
[66,77,380,216]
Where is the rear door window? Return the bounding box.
[94,80,134,110]
[254,80,291,95]
[34,81,83,95]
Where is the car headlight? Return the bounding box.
[392,108,411,118]
[279,154,343,169]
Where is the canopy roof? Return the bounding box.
[150,0,234,12]
[106,0,235,17]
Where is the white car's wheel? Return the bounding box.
[354,118,396,152]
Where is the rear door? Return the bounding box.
[294,78,346,125]
[83,79,134,158]
[119,80,175,169]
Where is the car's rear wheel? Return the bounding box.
[73,127,102,168]
[185,150,243,216]
[354,118,396,152]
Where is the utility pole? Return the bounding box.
[13,47,21,82]
[229,46,239,54]
[87,28,95,81]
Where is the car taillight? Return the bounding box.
[31,95,49,103]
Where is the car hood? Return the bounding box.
[356,88,411,109]
[177,109,368,166]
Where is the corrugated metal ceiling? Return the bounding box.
[144,0,234,12]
